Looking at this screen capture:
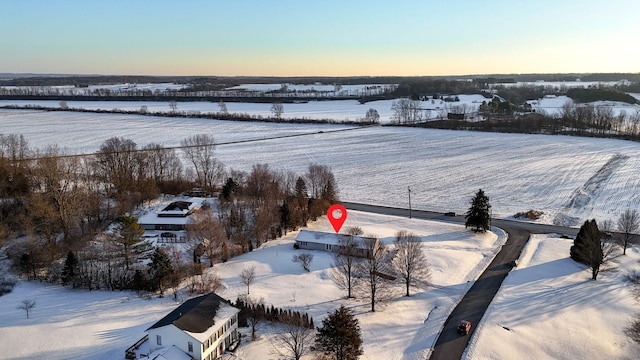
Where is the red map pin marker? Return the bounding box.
[327,204,347,233]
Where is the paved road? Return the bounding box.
[341,202,578,360]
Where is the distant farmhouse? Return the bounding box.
[294,229,378,258]
[132,293,240,360]
[138,198,205,231]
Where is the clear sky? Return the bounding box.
[1,0,638,77]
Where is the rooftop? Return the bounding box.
[147,293,235,334]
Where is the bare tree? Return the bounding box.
[272,317,315,360]
[393,230,431,296]
[240,265,256,294]
[94,137,139,195]
[618,209,639,255]
[626,315,640,344]
[292,253,314,272]
[305,163,338,201]
[169,100,178,113]
[356,235,395,312]
[181,134,224,190]
[271,103,284,119]
[391,98,422,124]
[218,100,228,114]
[186,209,227,266]
[243,296,265,340]
[331,226,363,298]
[142,143,183,183]
[364,108,380,124]
[17,299,36,319]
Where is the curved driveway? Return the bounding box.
[341,202,578,360]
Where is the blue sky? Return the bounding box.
[1,0,638,76]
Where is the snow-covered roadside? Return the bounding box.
[464,234,640,359]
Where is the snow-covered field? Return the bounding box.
[0,95,489,124]
[0,211,504,360]
[2,109,640,225]
[464,234,640,359]
[527,95,640,117]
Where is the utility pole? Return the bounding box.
[408,186,412,219]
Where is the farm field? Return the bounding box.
[2,109,640,226]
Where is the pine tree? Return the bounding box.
[315,305,363,360]
[280,202,293,233]
[295,177,309,225]
[61,250,79,287]
[149,248,174,297]
[465,189,491,232]
[570,219,613,280]
[570,219,600,265]
[115,215,151,270]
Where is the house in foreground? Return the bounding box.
[294,229,378,258]
[142,293,239,360]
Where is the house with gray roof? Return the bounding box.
[145,293,239,360]
[294,229,378,258]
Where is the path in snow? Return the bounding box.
[554,153,629,226]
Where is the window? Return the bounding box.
[156,335,162,346]
[188,341,193,353]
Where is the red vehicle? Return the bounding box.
[457,320,472,335]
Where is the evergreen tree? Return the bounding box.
[570,219,600,265]
[295,177,309,225]
[570,219,613,280]
[149,247,174,297]
[61,250,79,287]
[115,215,152,270]
[220,177,240,202]
[465,189,491,232]
[315,305,363,360]
[279,202,293,232]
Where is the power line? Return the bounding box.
[9,125,372,163]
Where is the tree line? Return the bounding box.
[0,132,339,294]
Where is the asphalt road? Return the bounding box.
[341,202,578,360]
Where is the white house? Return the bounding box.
[145,293,239,360]
[138,198,205,231]
[294,229,378,258]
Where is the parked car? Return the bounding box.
[457,320,472,335]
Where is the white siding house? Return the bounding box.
[145,293,239,360]
[294,230,378,258]
[138,198,205,231]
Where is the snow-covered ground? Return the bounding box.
[2,109,640,225]
[527,95,640,117]
[464,234,640,359]
[493,80,631,89]
[0,83,186,95]
[0,211,503,360]
[0,95,488,124]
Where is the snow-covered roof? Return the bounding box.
[147,293,239,339]
[147,293,239,343]
[295,229,375,247]
[137,197,205,225]
[143,345,192,360]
